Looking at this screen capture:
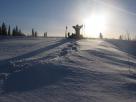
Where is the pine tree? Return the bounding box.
[32,29,35,37]
[2,22,7,36]
[8,25,11,36]
[12,28,16,36]
[35,31,37,37]
[19,29,24,36]
[19,29,21,35]
[0,26,2,36]
[119,35,122,40]
[12,26,19,36]
[12,26,25,36]
[15,26,18,36]
[44,32,47,37]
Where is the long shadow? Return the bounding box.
[2,63,113,93]
[0,39,70,73]
[106,39,136,57]
[3,63,73,93]
[86,50,136,66]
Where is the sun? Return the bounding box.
[83,13,108,38]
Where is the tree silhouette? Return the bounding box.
[15,26,18,35]
[12,28,16,36]
[44,32,47,37]
[35,31,37,37]
[0,26,2,36]
[12,26,25,36]
[0,22,26,37]
[126,31,130,41]
[2,22,7,36]
[119,35,122,40]
[32,29,35,37]
[19,29,22,35]
[8,25,11,36]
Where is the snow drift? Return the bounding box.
[0,37,136,102]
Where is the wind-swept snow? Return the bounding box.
[0,37,136,102]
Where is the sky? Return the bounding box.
[0,0,136,38]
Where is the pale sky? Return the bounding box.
[0,0,136,38]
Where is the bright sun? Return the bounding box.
[83,13,108,38]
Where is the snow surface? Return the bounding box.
[0,37,136,102]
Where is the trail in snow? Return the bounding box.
[0,38,136,102]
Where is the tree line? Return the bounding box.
[0,22,25,36]
[119,31,136,41]
[31,29,48,37]
[0,22,48,37]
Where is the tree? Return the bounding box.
[126,31,131,41]
[2,22,7,36]
[119,35,123,40]
[0,26,1,36]
[8,25,11,36]
[32,29,35,37]
[15,26,18,35]
[19,29,25,36]
[35,31,37,37]
[44,32,47,37]
[12,28,16,36]
[12,26,25,36]
[19,29,22,35]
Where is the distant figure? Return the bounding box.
[99,32,103,39]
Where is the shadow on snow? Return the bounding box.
[0,39,71,73]
[3,63,73,93]
[106,39,136,57]
[86,49,136,67]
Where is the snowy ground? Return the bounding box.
[0,37,136,102]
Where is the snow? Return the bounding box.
[0,37,136,102]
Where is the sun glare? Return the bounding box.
[83,13,108,38]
